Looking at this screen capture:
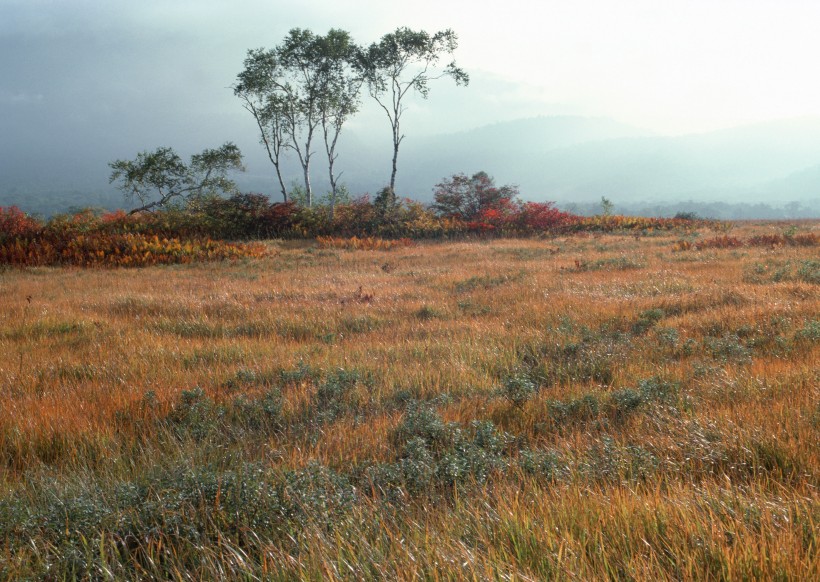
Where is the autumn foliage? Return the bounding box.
[672,232,819,252]
[1,175,719,268]
[0,206,266,268]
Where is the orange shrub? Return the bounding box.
[0,232,266,268]
[0,206,41,241]
[695,235,744,250]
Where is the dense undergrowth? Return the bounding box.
[0,222,817,578]
[0,194,718,268]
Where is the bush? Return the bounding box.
[502,374,536,408]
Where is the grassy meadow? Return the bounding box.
[0,221,818,579]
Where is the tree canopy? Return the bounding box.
[235,28,362,208]
[432,171,518,221]
[358,28,469,193]
[109,143,244,214]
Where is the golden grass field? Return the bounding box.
[0,221,818,579]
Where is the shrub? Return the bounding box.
[502,374,536,408]
[0,206,41,242]
[797,260,820,284]
[313,369,369,423]
[549,394,600,425]
[519,448,566,481]
[695,236,744,250]
[632,308,666,335]
[517,201,574,231]
[392,403,453,452]
[432,171,519,223]
[607,388,644,419]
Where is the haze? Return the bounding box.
[3,0,820,217]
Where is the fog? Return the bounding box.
[2,0,820,217]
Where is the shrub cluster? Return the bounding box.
[0,206,266,268]
[674,232,819,252]
[2,190,707,267]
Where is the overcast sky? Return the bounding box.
[3,0,820,193]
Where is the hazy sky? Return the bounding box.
[3,0,820,192]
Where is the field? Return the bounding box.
[0,221,818,579]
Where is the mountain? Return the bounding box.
[390,116,820,208]
[2,115,820,217]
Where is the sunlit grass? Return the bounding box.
[0,223,818,578]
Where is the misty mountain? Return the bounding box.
[390,116,820,208]
[2,115,820,217]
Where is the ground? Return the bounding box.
[0,221,817,579]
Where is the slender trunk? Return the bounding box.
[389,83,402,194]
[275,166,288,203]
[389,143,399,194]
[303,163,312,207]
[324,119,342,221]
[244,98,289,203]
[327,159,337,221]
[389,114,401,194]
[303,123,315,207]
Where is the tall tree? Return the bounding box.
[109,143,244,214]
[235,29,362,208]
[314,29,362,218]
[234,49,290,202]
[359,28,469,195]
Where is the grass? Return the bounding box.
[0,224,818,579]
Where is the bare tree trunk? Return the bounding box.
[303,163,312,207]
[275,166,288,203]
[389,143,399,193]
[327,159,337,221]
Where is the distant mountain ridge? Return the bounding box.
[2,115,820,217]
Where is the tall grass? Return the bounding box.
[0,223,817,578]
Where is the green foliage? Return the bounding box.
[582,436,658,482]
[518,449,566,481]
[797,259,820,284]
[548,394,601,425]
[600,196,614,217]
[502,373,536,408]
[607,388,644,419]
[632,308,666,335]
[795,319,820,342]
[392,402,453,452]
[312,368,372,423]
[432,171,518,221]
[109,143,244,213]
[705,334,753,363]
[358,27,468,191]
[235,29,362,206]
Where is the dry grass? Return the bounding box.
[0,221,818,579]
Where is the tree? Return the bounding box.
[600,196,614,217]
[235,29,362,209]
[432,171,518,221]
[234,48,290,202]
[109,143,244,214]
[314,30,363,218]
[358,28,469,194]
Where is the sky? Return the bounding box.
[2,0,820,197]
